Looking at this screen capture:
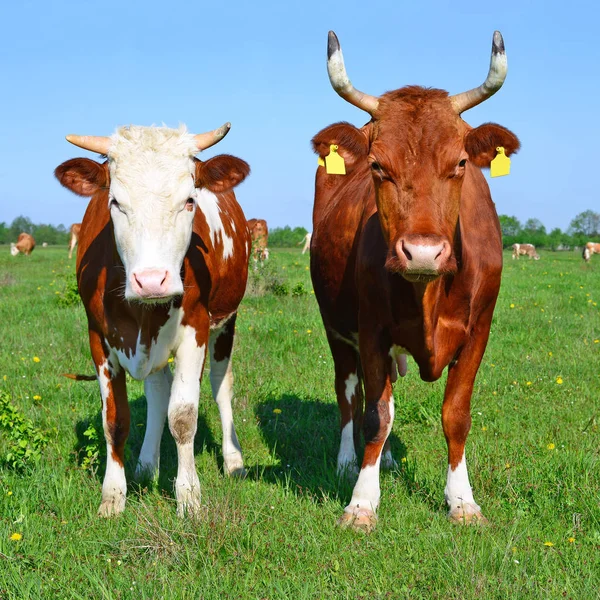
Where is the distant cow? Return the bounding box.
[247,218,269,261]
[311,31,519,531]
[68,223,82,259]
[55,123,251,517]
[10,233,35,256]
[583,242,600,262]
[299,232,312,254]
[512,243,539,260]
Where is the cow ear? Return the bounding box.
[55,158,109,197]
[312,121,369,169]
[464,123,521,168]
[195,155,250,193]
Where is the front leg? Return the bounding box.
[89,331,130,517]
[339,330,394,532]
[169,324,207,517]
[442,305,495,524]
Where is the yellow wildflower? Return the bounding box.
[33,395,41,401]
[33,356,40,363]
[556,377,563,385]
[481,426,487,432]
[547,443,555,450]
[306,329,312,334]
[594,340,599,344]
[548,352,553,357]
[526,381,532,386]
[273,408,282,414]
[568,537,575,543]
[167,357,174,363]
[10,533,22,541]
[509,303,515,308]
[543,541,554,547]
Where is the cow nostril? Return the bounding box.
[401,242,412,261]
[134,275,143,289]
[160,273,167,286]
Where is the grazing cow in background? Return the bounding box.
[55,123,251,517]
[68,223,82,259]
[247,218,269,262]
[311,31,519,531]
[512,243,539,260]
[583,242,600,262]
[299,232,312,254]
[42,242,48,248]
[10,233,36,256]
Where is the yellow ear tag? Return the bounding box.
[317,156,325,167]
[490,146,510,177]
[325,144,346,175]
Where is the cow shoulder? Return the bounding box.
[55,159,109,197]
[464,123,520,168]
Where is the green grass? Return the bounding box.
[0,246,599,599]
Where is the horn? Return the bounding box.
[193,122,231,151]
[450,31,508,114]
[65,135,111,154]
[327,31,379,115]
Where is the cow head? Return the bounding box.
[321,31,520,282]
[55,124,249,303]
[10,243,18,256]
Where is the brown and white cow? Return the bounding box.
[247,218,269,262]
[311,31,520,531]
[299,232,312,254]
[512,243,539,260]
[582,241,600,262]
[55,124,251,517]
[68,223,82,259]
[10,232,35,256]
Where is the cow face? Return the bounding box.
[55,125,249,304]
[10,243,19,256]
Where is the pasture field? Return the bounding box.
[0,246,599,599]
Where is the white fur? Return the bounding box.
[196,189,234,260]
[208,327,244,475]
[337,373,359,473]
[444,453,480,514]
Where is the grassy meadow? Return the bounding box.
[0,245,599,599]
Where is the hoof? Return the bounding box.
[98,496,126,517]
[175,485,202,518]
[448,503,488,525]
[338,508,377,533]
[223,455,246,478]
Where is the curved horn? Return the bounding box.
[194,122,231,151]
[327,31,379,115]
[65,135,111,154]
[450,31,508,115]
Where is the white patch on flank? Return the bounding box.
[96,359,127,516]
[196,188,234,260]
[209,326,244,476]
[444,453,480,513]
[344,372,359,405]
[168,325,206,516]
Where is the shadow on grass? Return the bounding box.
[252,393,438,509]
[73,395,219,497]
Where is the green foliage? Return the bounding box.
[291,281,308,296]
[569,209,600,237]
[268,225,308,247]
[56,271,81,307]
[1,215,70,245]
[0,390,48,472]
[80,422,103,474]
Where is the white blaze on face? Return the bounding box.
[107,126,199,301]
[196,189,234,259]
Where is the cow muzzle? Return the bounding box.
[129,269,181,302]
[393,235,452,282]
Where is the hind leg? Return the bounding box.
[209,315,245,477]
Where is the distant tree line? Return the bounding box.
[0,216,70,245]
[268,226,308,248]
[499,209,599,250]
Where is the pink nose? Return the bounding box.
[130,269,171,298]
[397,236,450,273]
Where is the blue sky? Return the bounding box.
[1,0,597,232]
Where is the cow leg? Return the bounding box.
[169,325,207,517]
[326,333,363,477]
[68,235,76,259]
[442,309,494,524]
[135,365,172,481]
[90,333,130,517]
[209,315,245,477]
[339,337,393,532]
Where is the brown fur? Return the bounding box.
[247,218,269,260]
[13,233,36,255]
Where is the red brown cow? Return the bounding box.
[582,242,600,262]
[68,223,82,259]
[247,218,269,261]
[55,123,251,517]
[10,232,35,256]
[311,31,519,531]
[512,243,539,260]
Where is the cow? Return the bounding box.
[299,232,312,254]
[512,243,539,260]
[582,242,600,262]
[68,223,82,259]
[10,233,35,256]
[310,31,520,531]
[247,218,269,262]
[54,123,251,517]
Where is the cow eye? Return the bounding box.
[110,198,121,211]
[185,198,195,212]
[371,162,382,171]
[458,159,467,168]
